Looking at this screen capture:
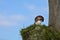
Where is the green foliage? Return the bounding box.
[20,24,60,40]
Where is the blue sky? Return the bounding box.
[0,0,49,40]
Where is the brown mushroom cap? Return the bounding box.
[35,15,44,22]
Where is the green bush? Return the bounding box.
[20,24,60,40]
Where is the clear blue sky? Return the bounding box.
[0,0,49,40]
